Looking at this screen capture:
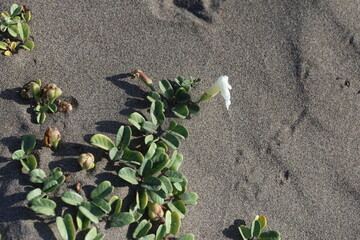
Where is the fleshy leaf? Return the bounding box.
[150,153,169,175]
[159,176,173,194]
[167,151,183,171]
[118,167,139,185]
[21,40,34,50]
[150,100,165,125]
[251,220,261,238]
[109,147,123,161]
[122,148,144,164]
[259,231,281,240]
[175,87,191,103]
[90,134,115,151]
[172,104,189,119]
[29,169,46,183]
[136,189,148,210]
[76,210,90,230]
[239,226,251,240]
[17,23,30,41]
[128,112,145,130]
[109,212,134,227]
[61,191,84,206]
[0,42,8,50]
[178,234,195,240]
[8,25,18,37]
[141,176,162,191]
[115,125,132,149]
[26,188,45,202]
[30,198,56,216]
[85,227,105,240]
[147,190,165,205]
[133,219,152,238]
[188,104,200,114]
[79,206,99,224]
[26,155,37,171]
[90,181,114,199]
[12,149,25,160]
[159,79,174,99]
[21,134,36,153]
[167,200,186,218]
[10,4,22,16]
[178,192,198,205]
[109,196,122,215]
[129,202,145,222]
[155,224,166,240]
[92,198,111,213]
[169,211,181,235]
[160,133,180,149]
[258,216,267,232]
[22,11,31,22]
[168,122,189,139]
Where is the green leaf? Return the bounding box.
[150,153,169,176]
[90,181,114,199]
[251,220,261,238]
[175,87,191,103]
[37,112,46,124]
[12,16,21,23]
[109,196,122,214]
[1,12,10,20]
[122,148,144,165]
[139,159,153,177]
[178,234,195,240]
[133,219,152,238]
[48,103,58,113]
[172,104,189,119]
[21,134,36,153]
[144,135,154,145]
[26,188,45,202]
[188,104,200,114]
[147,91,161,102]
[165,210,172,234]
[17,23,30,41]
[30,198,56,216]
[22,11,31,22]
[0,41,8,50]
[159,176,173,194]
[258,216,267,232]
[109,147,123,161]
[136,189,148,210]
[115,126,132,149]
[168,122,189,139]
[90,134,115,151]
[61,191,84,206]
[29,169,46,183]
[166,170,185,183]
[79,206,99,224]
[85,227,105,240]
[91,198,111,214]
[118,167,139,185]
[141,176,162,191]
[129,202,145,222]
[76,210,90,231]
[7,25,18,37]
[167,200,186,218]
[43,180,59,193]
[150,100,165,125]
[142,121,157,133]
[159,79,174,99]
[63,214,76,240]
[20,159,30,172]
[26,155,37,171]
[169,211,181,235]
[259,231,281,240]
[167,150,183,171]
[147,190,165,205]
[21,40,34,51]
[161,133,180,149]
[128,112,145,130]
[109,212,134,227]
[144,142,157,160]
[178,192,198,205]
[139,234,155,240]
[9,41,17,51]
[12,149,25,160]
[10,4,22,16]
[239,226,251,240]
[155,224,167,240]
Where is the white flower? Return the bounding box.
[199,75,232,110]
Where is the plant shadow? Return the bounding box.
[0,87,29,105]
[223,219,246,239]
[105,73,150,116]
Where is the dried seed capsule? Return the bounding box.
[44,127,61,150]
[78,153,95,170]
[147,202,164,221]
[56,100,73,112]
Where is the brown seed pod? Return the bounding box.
[75,183,82,192]
[56,100,73,112]
[44,127,61,149]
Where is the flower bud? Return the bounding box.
[44,127,61,150]
[78,153,95,170]
[147,202,164,221]
[132,69,155,90]
[29,82,41,101]
[43,84,62,104]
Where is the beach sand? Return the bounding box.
[0,0,359,239]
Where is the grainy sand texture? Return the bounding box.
[1,0,360,239]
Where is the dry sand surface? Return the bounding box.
[1,0,360,239]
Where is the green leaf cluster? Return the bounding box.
[0,4,34,55]
[238,216,281,240]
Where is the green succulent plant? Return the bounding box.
[238,216,281,240]
[0,4,34,55]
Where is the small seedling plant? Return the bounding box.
[0,3,34,55]
[238,216,281,240]
[20,79,72,124]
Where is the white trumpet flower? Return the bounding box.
[198,76,232,110]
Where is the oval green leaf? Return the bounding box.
[115,125,132,149]
[259,231,281,240]
[118,167,138,185]
[178,234,195,240]
[172,104,189,119]
[109,212,134,227]
[136,189,148,210]
[159,79,174,99]
[133,219,152,238]
[155,224,166,240]
[128,112,145,130]
[90,180,114,199]
[30,198,56,216]
[175,87,191,103]
[150,100,165,125]
[239,225,251,240]
[251,220,261,238]
[169,211,181,235]
[26,188,44,202]
[90,134,115,151]
[160,133,180,150]
[91,198,111,213]
[122,148,144,165]
[76,210,90,230]
[61,191,84,206]
[12,149,25,160]
[79,206,99,224]
[17,22,30,41]
[179,192,198,205]
[21,134,36,153]
[29,169,46,183]
[21,40,34,51]
[141,176,162,191]
[26,155,37,171]
[167,200,186,218]
[109,196,122,214]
